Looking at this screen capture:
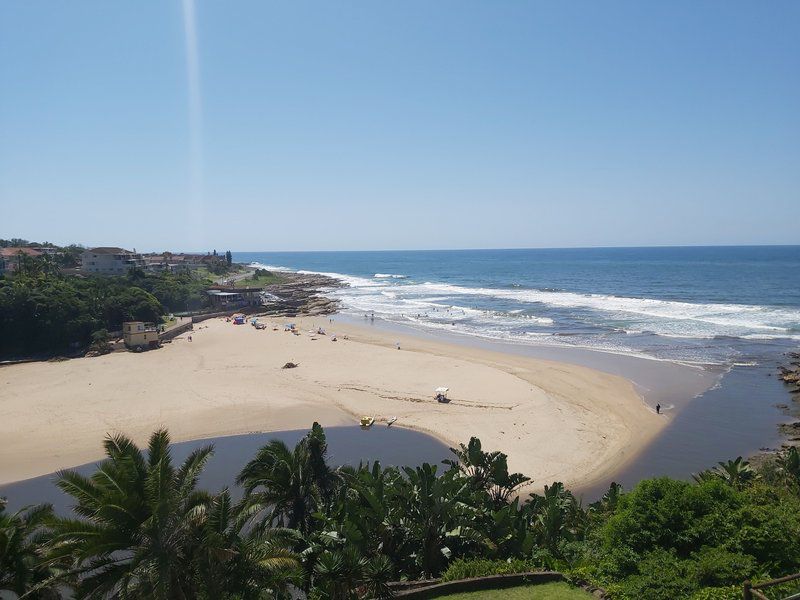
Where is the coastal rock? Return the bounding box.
[778,421,800,437]
[258,272,342,317]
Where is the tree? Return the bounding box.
[311,547,393,600]
[192,490,301,599]
[237,423,339,535]
[47,430,216,598]
[0,499,58,599]
[528,482,584,554]
[444,437,530,507]
[225,250,232,266]
[390,463,481,577]
[692,457,756,490]
[777,446,800,490]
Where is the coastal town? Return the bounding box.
[3,1,800,597]
[0,240,339,358]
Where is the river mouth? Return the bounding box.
[335,313,795,499]
[0,426,451,514]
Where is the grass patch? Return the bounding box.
[435,582,592,599]
[235,270,285,288]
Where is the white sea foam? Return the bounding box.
[394,282,800,339]
[245,262,800,362]
[248,262,293,272]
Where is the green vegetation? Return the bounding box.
[435,582,591,599]
[124,268,212,312]
[442,558,540,581]
[2,427,800,599]
[236,268,285,287]
[0,265,215,358]
[0,238,84,268]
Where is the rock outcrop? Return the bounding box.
[259,272,342,317]
[776,351,800,447]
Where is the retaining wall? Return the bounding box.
[392,571,565,598]
[160,321,193,341]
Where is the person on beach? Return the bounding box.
[656,403,661,414]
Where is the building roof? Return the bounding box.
[85,247,134,254]
[0,247,42,258]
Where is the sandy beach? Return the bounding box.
[0,317,665,488]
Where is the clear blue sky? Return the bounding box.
[1,1,798,252]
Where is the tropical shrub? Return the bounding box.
[441,557,539,581]
[2,425,800,599]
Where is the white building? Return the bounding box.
[81,247,146,275]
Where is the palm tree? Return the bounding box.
[46,429,216,599]
[0,498,59,599]
[193,489,301,599]
[444,437,530,507]
[312,547,393,600]
[237,423,339,535]
[333,462,405,560]
[391,463,481,577]
[714,457,755,489]
[693,457,755,490]
[477,497,534,559]
[527,482,585,555]
[589,482,623,516]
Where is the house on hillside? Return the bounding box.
[0,247,42,275]
[80,247,146,275]
[142,254,189,273]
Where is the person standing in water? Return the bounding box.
[656,403,661,414]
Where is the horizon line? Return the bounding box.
[223,243,800,255]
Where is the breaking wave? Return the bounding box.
[248,263,800,363]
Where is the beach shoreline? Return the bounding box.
[0,314,670,489]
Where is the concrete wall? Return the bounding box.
[391,572,565,598]
[191,311,233,324]
[191,306,265,324]
[160,321,193,341]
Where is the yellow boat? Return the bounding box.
[359,416,375,428]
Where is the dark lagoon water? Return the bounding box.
[0,427,451,514]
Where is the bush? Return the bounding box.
[89,329,112,355]
[690,547,757,587]
[728,484,800,573]
[615,549,695,600]
[689,586,741,600]
[596,477,742,564]
[440,558,538,582]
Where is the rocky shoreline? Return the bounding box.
[777,351,800,445]
[258,271,343,317]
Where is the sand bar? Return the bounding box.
[0,317,664,488]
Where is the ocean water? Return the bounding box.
[235,246,800,367]
[232,247,800,489]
